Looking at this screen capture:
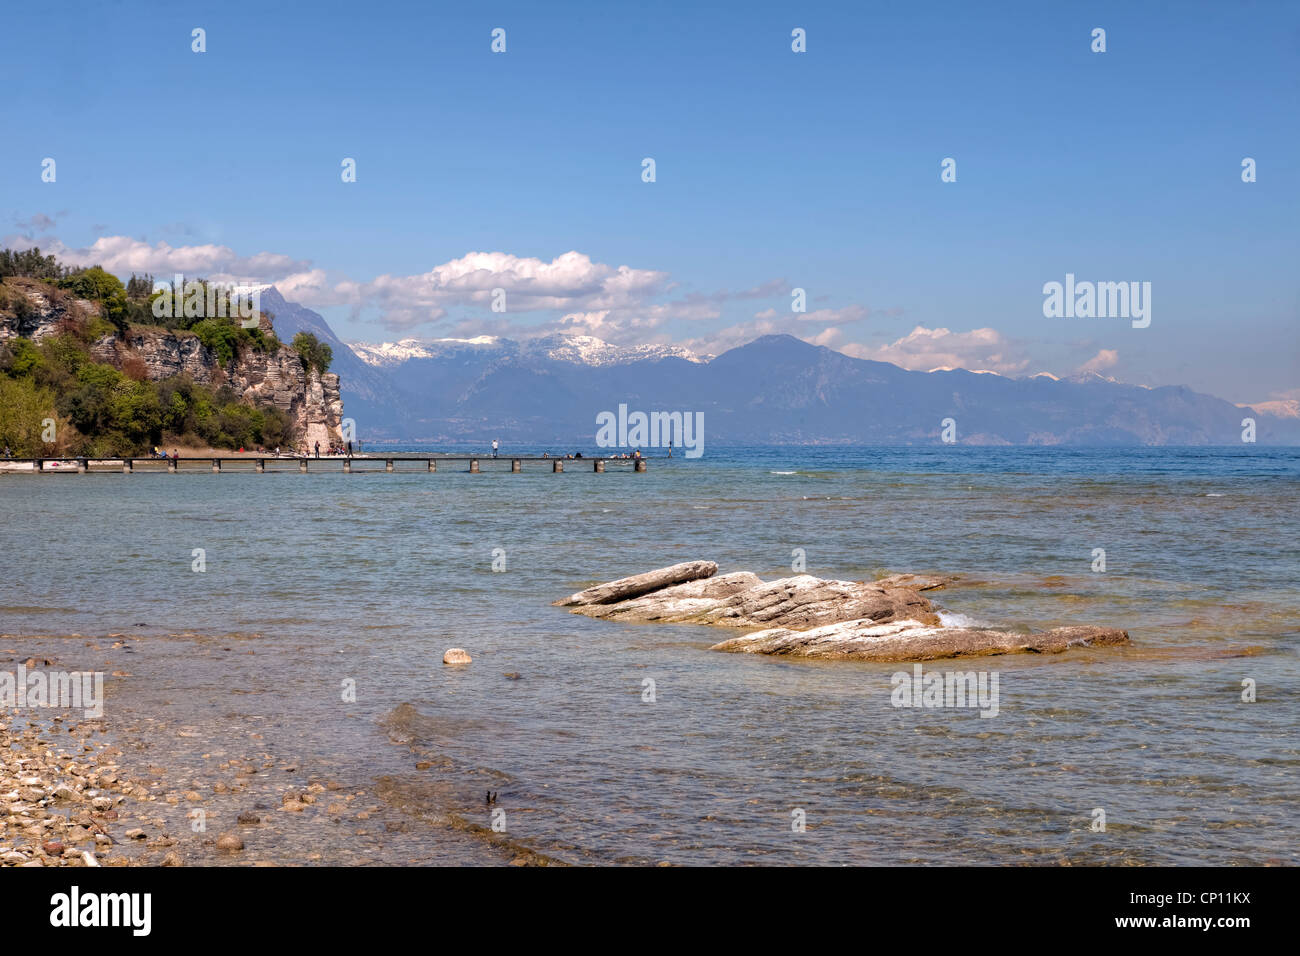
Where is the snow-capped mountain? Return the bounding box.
[1241,399,1300,419]
[348,332,706,369]
[349,336,503,367]
[521,334,706,366]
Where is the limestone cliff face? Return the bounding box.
[91,328,343,448]
[1,280,342,446]
[0,279,99,341]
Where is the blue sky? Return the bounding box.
[3,0,1296,403]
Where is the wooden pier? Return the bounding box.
[2,455,651,475]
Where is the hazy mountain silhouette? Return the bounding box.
[261,290,1298,445]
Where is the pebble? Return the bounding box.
[1,718,155,868]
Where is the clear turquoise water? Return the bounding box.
[2,446,1296,864]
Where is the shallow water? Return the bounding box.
[2,446,1296,864]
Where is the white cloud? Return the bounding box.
[361,250,669,321]
[840,325,1031,375]
[1077,349,1119,374]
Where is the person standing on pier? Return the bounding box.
[492,438,499,458]
[314,441,320,458]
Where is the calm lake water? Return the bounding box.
[2,446,1297,865]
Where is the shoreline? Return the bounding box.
[1,636,553,867]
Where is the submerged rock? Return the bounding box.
[872,572,954,592]
[558,562,1130,663]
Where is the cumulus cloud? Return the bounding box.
[362,250,669,320]
[840,325,1031,375]
[282,250,672,332]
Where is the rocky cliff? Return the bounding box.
[0,279,343,449]
[91,328,343,451]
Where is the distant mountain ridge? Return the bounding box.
[350,334,706,368]
[258,288,1300,446]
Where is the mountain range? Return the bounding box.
[257,287,1300,446]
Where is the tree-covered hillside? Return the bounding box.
[0,249,327,456]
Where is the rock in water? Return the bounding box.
[443,648,472,665]
[698,575,939,629]
[215,833,244,852]
[555,561,718,607]
[572,572,763,622]
[568,570,938,630]
[710,620,1131,661]
[558,562,1131,663]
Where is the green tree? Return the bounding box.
[0,337,43,377]
[0,247,65,280]
[0,376,59,455]
[190,319,244,366]
[57,266,129,334]
[292,332,332,375]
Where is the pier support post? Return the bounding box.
[212,459,221,473]
[511,459,521,473]
[77,458,87,474]
[256,458,265,473]
[35,458,43,474]
[122,459,133,474]
[167,459,176,473]
[594,459,604,472]
[427,459,436,472]
[553,459,563,473]
[343,459,352,473]
[635,459,647,472]
[385,459,394,472]
[299,458,308,473]
[469,459,480,473]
